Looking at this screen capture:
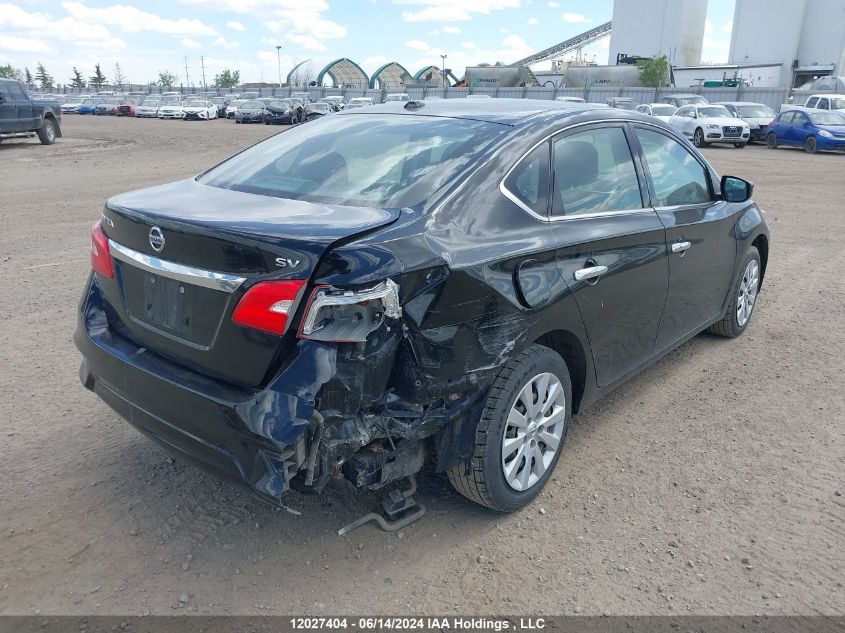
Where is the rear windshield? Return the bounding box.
[199,114,506,208]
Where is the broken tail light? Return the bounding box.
[232,280,307,335]
[298,279,401,343]
[90,222,114,279]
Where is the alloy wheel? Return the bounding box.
[501,372,566,491]
[694,129,704,147]
[736,259,759,327]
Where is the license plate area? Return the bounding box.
[143,274,193,334]
[118,262,229,347]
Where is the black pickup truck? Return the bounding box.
[0,78,62,145]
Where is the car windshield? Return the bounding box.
[240,101,263,109]
[199,115,507,208]
[651,105,676,115]
[809,111,845,125]
[211,98,226,104]
[142,98,162,105]
[228,100,245,107]
[698,106,732,118]
[676,96,707,106]
[736,105,775,118]
[269,100,290,108]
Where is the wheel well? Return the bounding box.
[752,234,768,286]
[534,330,587,414]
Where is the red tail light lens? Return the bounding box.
[232,280,307,335]
[90,222,114,278]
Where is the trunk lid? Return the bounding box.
[99,178,399,387]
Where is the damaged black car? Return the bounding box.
[75,99,769,513]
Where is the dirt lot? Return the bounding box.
[0,115,842,617]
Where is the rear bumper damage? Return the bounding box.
[75,275,490,504]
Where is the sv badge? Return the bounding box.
[275,257,302,269]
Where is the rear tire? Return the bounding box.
[37,118,56,145]
[805,136,817,154]
[766,133,778,149]
[447,344,572,512]
[708,246,761,338]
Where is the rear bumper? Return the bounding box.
[74,276,328,503]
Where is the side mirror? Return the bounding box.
[721,175,753,203]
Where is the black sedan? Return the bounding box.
[75,100,769,513]
[263,99,296,125]
[234,100,264,123]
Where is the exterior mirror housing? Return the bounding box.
[721,176,753,203]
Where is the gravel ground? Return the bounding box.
[0,115,842,616]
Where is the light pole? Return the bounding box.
[276,44,283,88]
[440,54,447,89]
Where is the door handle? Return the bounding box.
[574,265,608,281]
[671,241,691,254]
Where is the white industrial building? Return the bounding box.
[608,0,708,67]
[729,0,845,88]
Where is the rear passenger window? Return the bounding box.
[635,128,712,207]
[551,126,643,216]
[503,142,550,216]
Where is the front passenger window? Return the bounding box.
[551,126,643,216]
[635,128,712,207]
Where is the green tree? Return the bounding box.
[24,67,33,88]
[113,62,126,89]
[0,63,22,79]
[70,67,87,90]
[89,63,107,90]
[213,69,240,88]
[35,62,53,89]
[637,55,670,88]
[155,70,178,87]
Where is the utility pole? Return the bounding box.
[440,54,447,89]
[200,56,207,90]
[184,56,190,89]
[276,44,283,87]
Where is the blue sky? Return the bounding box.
[0,0,736,86]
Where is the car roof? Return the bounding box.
[713,101,768,106]
[337,98,617,126]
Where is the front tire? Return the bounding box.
[805,136,817,154]
[447,344,571,512]
[734,142,746,148]
[37,118,56,145]
[693,128,705,147]
[708,246,761,338]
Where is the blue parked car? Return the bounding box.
[77,98,103,115]
[766,109,845,153]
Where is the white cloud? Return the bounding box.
[0,34,51,53]
[213,36,238,49]
[547,1,560,6]
[405,39,430,50]
[462,41,477,49]
[396,0,522,23]
[226,21,245,31]
[404,33,534,72]
[285,33,328,51]
[704,19,713,35]
[562,12,589,23]
[442,25,461,33]
[528,17,538,24]
[721,20,733,33]
[61,2,218,36]
[181,38,201,48]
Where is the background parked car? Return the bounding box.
[237,91,260,100]
[182,100,218,121]
[635,103,677,123]
[669,104,750,148]
[781,93,845,115]
[385,93,411,102]
[157,101,185,119]
[61,98,84,114]
[209,97,229,118]
[290,92,311,104]
[319,96,345,111]
[234,100,264,123]
[77,98,104,114]
[304,102,331,121]
[225,99,245,119]
[766,109,845,153]
[135,97,162,118]
[554,96,586,103]
[114,98,137,117]
[606,97,637,110]
[662,94,709,108]
[715,102,777,143]
[94,97,121,115]
[263,99,296,125]
[346,97,374,109]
